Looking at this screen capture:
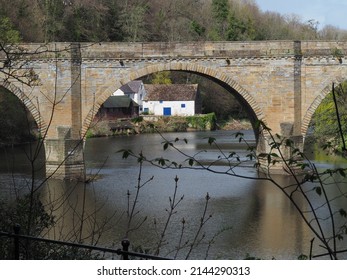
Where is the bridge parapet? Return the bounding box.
[1,41,298,61]
[300,41,347,56]
[81,41,297,59]
[2,41,346,70]
[2,40,347,62]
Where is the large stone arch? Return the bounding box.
[301,76,345,136]
[81,62,265,136]
[0,78,47,135]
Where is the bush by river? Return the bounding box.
[87,114,253,138]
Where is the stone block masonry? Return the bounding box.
[1,41,347,178]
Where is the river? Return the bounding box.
[1,130,347,259]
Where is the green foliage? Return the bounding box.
[227,13,244,40]
[212,0,229,23]
[132,116,144,123]
[209,1,257,41]
[64,6,102,41]
[104,0,125,41]
[186,113,217,131]
[312,81,347,151]
[150,71,172,85]
[331,47,344,59]
[0,16,21,44]
[191,20,206,37]
[85,129,94,139]
[227,15,256,41]
[210,0,229,40]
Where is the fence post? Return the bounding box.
[13,224,21,260]
[121,239,130,260]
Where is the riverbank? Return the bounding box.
[220,118,253,130]
[86,114,252,138]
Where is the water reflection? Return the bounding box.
[1,130,346,259]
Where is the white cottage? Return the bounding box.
[143,84,202,116]
[113,80,146,113]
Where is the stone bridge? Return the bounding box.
[1,41,347,179]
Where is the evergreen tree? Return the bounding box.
[210,0,230,40]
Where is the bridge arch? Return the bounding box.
[0,78,47,136]
[301,76,346,137]
[82,62,266,138]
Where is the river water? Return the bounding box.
[1,130,347,259]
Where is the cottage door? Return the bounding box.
[163,107,171,116]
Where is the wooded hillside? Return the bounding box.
[1,0,347,43]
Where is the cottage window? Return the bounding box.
[159,100,163,103]
[181,103,186,108]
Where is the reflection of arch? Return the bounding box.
[301,77,344,136]
[82,62,265,136]
[0,78,47,134]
